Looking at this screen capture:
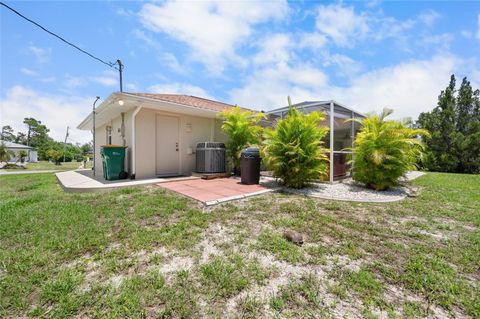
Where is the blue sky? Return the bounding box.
[1,0,479,143]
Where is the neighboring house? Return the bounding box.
[1,141,38,163]
[267,101,365,182]
[77,92,246,179]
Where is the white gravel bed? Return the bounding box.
[285,179,409,203]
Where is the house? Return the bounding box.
[77,92,245,179]
[77,93,364,182]
[267,101,365,182]
[1,141,38,162]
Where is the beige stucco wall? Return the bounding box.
[93,110,133,177]
[93,107,229,180]
[94,123,106,177]
[134,108,222,179]
[214,119,228,144]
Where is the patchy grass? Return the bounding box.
[2,160,89,172]
[0,172,479,318]
[270,274,328,317]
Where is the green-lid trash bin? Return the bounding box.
[100,145,128,180]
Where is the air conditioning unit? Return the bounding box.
[196,142,226,173]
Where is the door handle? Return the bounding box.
[176,142,179,151]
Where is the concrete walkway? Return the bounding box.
[0,170,61,175]
[56,170,198,192]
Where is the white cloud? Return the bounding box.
[125,83,139,91]
[138,0,288,72]
[314,3,369,47]
[253,34,292,65]
[322,53,362,78]
[20,68,37,76]
[148,82,212,98]
[89,76,118,87]
[0,86,93,143]
[63,72,118,89]
[419,33,454,50]
[229,54,463,121]
[417,10,441,27]
[28,45,51,64]
[329,54,459,119]
[64,75,88,89]
[298,32,327,50]
[230,63,328,110]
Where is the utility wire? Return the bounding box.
[0,1,119,69]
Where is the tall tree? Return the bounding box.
[15,132,27,145]
[417,75,480,174]
[23,118,50,147]
[0,125,16,142]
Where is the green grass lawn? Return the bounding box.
[2,161,91,172]
[0,172,478,318]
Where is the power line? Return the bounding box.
[0,1,119,69]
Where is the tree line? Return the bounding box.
[1,118,92,163]
[417,75,480,174]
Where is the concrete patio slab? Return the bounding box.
[157,177,280,206]
[56,169,199,192]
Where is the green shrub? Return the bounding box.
[46,149,63,165]
[263,98,329,188]
[350,108,429,190]
[17,150,28,163]
[0,143,14,162]
[218,106,265,174]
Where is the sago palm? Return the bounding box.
[263,97,329,188]
[350,108,429,190]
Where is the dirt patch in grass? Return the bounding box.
[1,172,479,318]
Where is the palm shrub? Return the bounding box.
[350,108,429,190]
[263,98,329,188]
[218,106,265,174]
[17,150,28,163]
[0,143,14,163]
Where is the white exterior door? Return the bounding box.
[156,114,180,176]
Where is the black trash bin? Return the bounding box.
[240,147,261,185]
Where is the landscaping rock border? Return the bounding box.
[283,172,426,203]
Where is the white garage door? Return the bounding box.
[156,114,180,176]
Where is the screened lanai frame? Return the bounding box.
[266,101,366,182]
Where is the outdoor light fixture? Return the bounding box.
[118,99,124,106]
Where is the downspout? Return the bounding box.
[92,96,100,176]
[121,112,126,146]
[131,106,142,179]
[329,101,334,183]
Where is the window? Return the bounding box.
[106,126,112,144]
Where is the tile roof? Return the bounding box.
[125,93,254,113]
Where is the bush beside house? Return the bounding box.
[218,106,265,175]
[350,108,429,190]
[263,98,329,188]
